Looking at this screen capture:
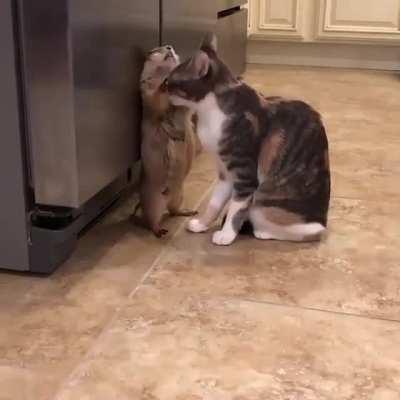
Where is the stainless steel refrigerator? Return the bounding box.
[1,0,246,273]
[162,0,248,76]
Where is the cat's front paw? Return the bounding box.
[187,218,208,233]
[212,230,236,246]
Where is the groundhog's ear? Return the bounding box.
[200,32,217,53]
[190,50,210,79]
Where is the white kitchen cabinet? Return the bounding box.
[249,0,307,41]
[248,0,400,70]
[250,0,400,44]
[317,0,400,43]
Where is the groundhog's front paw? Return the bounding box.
[187,218,208,233]
[212,230,236,246]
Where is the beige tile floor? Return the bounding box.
[1,65,400,400]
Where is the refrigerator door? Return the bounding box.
[217,0,247,9]
[18,0,159,208]
[217,8,248,76]
[0,0,31,271]
[161,0,217,60]
[162,1,247,77]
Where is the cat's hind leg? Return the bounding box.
[249,207,325,242]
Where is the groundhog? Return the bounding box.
[134,45,199,237]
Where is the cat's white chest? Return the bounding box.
[196,94,226,153]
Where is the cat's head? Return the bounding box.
[166,33,236,109]
[140,45,180,99]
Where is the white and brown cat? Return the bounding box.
[135,45,199,237]
[165,34,331,245]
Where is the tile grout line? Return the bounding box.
[127,183,215,300]
[51,180,215,400]
[238,297,400,325]
[331,194,400,204]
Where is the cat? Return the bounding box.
[164,33,331,246]
[135,45,198,237]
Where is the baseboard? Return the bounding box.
[247,41,400,71]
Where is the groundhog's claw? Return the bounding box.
[154,228,169,238]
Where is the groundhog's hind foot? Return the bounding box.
[153,227,169,238]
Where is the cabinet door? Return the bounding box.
[317,0,400,43]
[249,0,305,41]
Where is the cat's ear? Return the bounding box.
[190,50,210,78]
[200,32,218,53]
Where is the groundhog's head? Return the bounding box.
[140,45,180,112]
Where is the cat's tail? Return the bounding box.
[249,208,326,242]
[253,221,325,242]
[284,223,326,239]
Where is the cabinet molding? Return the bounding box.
[247,41,400,71]
[259,0,299,31]
[250,0,305,41]
[317,0,400,43]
